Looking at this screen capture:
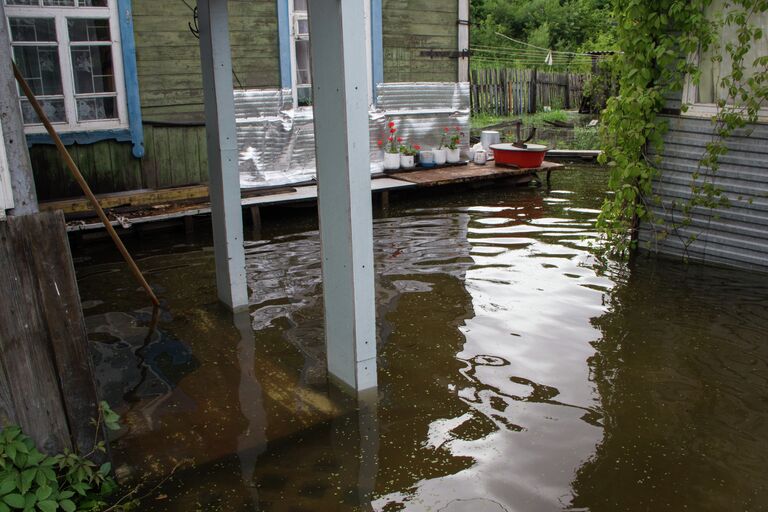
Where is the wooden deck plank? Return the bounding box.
[389,161,563,186]
[62,163,572,233]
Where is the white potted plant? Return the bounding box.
[400,143,420,169]
[434,127,448,166]
[446,126,463,163]
[381,120,401,171]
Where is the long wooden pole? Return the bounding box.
[12,62,160,307]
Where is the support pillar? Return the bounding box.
[308,0,377,392]
[0,2,38,216]
[198,0,248,311]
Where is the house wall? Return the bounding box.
[382,0,458,83]
[639,115,768,272]
[29,0,460,201]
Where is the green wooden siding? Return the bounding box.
[134,0,280,121]
[382,0,458,83]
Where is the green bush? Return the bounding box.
[0,404,130,512]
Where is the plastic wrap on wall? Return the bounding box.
[236,82,471,189]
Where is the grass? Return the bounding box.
[471,109,576,130]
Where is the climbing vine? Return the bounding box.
[597,0,768,258]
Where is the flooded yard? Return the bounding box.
[73,169,768,511]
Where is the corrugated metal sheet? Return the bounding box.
[235,83,470,188]
[639,115,768,272]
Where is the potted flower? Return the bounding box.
[399,143,420,169]
[434,127,449,165]
[380,120,401,170]
[446,126,463,163]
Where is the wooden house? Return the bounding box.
[640,1,768,272]
[2,0,469,201]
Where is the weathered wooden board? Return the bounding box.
[389,161,564,186]
[0,211,100,455]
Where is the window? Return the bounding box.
[4,0,128,133]
[291,0,312,107]
[683,0,768,121]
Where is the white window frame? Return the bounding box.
[4,0,129,134]
[287,0,373,109]
[0,121,13,218]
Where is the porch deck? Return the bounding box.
[44,161,565,233]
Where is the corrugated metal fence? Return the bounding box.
[640,115,768,272]
[471,68,588,115]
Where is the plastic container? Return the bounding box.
[489,143,548,168]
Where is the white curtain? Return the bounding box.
[698,0,768,104]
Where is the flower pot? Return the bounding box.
[446,147,461,163]
[400,154,415,169]
[434,148,447,165]
[383,152,400,170]
[419,150,436,168]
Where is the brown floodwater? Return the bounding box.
[72,168,768,512]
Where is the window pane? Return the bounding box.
[13,46,63,96]
[42,0,75,5]
[293,0,307,12]
[295,39,311,86]
[76,96,117,121]
[20,98,66,124]
[78,0,108,5]
[68,18,111,41]
[699,0,768,104]
[296,18,309,37]
[9,18,57,42]
[71,46,115,94]
[5,0,41,6]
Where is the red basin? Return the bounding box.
[490,143,548,168]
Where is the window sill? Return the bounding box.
[26,128,132,147]
[681,104,768,124]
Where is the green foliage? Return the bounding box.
[569,127,602,150]
[0,404,133,512]
[471,0,616,53]
[597,0,768,258]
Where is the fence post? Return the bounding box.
[529,68,538,113]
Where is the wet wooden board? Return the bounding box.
[389,161,564,186]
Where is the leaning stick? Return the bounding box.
[12,62,160,308]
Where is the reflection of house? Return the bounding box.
[2,0,468,201]
[639,1,768,271]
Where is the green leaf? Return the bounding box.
[0,502,9,512]
[2,494,25,509]
[34,487,50,502]
[57,501,74,512]
[35,501,56,512]
[0,477,16,496]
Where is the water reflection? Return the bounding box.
[572,259,768,512]
[72,169,768,511]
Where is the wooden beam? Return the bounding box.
[0,2,37,215]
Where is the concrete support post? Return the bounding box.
[198,0,248,311]
[0,2,38,216]
[307,0,378,392]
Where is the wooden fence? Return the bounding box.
[471,68,588,116]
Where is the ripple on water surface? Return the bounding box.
[73,168,768,512]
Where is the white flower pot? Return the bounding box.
[434,148,447,165]
[384,152,400,170]
[446,148,461,163]
[420,150,435,167]
[400,154,415,169]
